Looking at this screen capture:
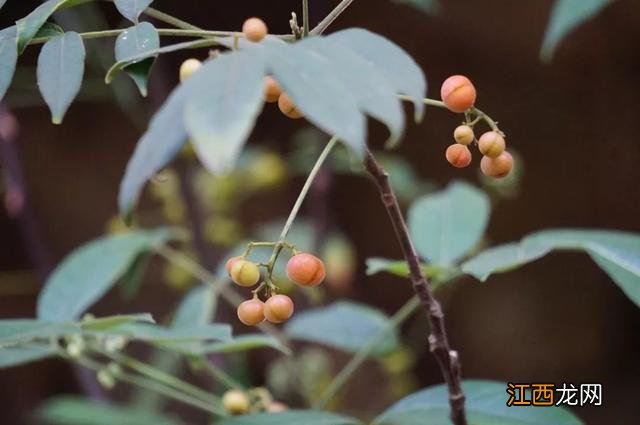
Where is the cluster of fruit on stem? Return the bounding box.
[225,243,326,326]
[178,17,303,119]
[441,75,514,178]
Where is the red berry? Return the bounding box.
[237,299,265,326]
[480,151,513,178]
[230,260,260,287]
[453,125,474,145]
[264,294,294,323]
[242,17,268,42]
[225,256,243,276]
[286,253,326,287]
[264,76,282,103]
[278,93,303,119]
[445,144,472,168]
[440,75,477,113]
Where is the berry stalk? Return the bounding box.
[363,150,467,425]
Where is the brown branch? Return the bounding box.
[363,150,467,425]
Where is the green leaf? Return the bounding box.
[365,257,449,280]
[462,229,640,308]
[408,181,490,266]
[218,411,361,425]
[171,284,216,328]
[114,22,159,96]
[105,322,231,343]
[264,39,367,157]
[37,228,175,322]
[0,1,6,10]
[540,0,612,62]
[193,334,290,355]
[392,0,441,14]
[37,396,180,425]
[80,313,154,330]
[0,344,57,368]
[284,301,398,356]
[37,31,85,124]
[0,319,76,346]
[461,242,552,281]
[305,37,405,148]
[0,26,17,101]
[184,50,266,174]
[374,380,583,425]
[114,0,154,23]
[106,39,216,84]
[118,251,152,300]
[118,84,189,216]
[16,0,90,53]
[34,22,64,39]
[524,229,640,306]
[327,28,426,121]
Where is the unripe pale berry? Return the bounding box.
[440,75,476,113]
[179,58,202,82]
[453,125,474,145]
[264,294,294,323]
[230,260,260,287]
[264,76,282,103]
[225,256,243,276]
[480,151,513,178]
[445,144,472,168]
[478,131,506,158]
[222,389,250,415]
[278,93,303,119]
[242,17,268,42]
[286,253,326,287]
[237,299,265,326]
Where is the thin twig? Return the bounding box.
[363,150,467,425]
[143,6,204,31]
[310,0,357,35]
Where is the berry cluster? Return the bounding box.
[179,17,304,120]
[440,75,514,178]
[226,249,325,326]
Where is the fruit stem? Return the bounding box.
[265,136,338,281]
[302,0,310,36]
[310,0,358,35]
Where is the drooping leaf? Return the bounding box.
[264,39,367,157]
[326,28,426,121]
[80,313,154,330]
[218,411,361,425]
[16,0,91,53]
[37,31,85,124]
[113,0,154,23]
[37,396,180,425]
[0,0,6,10]
[118,85,189,217]
[374,380,583,425]
[305,37,405,148]
[0,26,17,101]
[284,301,398,356]
[0,344,57,368]
[183,50,266,174]
[106,39,217,84]
[461,242,552,281]
[37,228,175,322]
[408,181,490,266]
[114,22,159,96]
[462,229,640,308]
[540,0,612,62]
[171,284,216,328]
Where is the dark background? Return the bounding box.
[1,0,640,424]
